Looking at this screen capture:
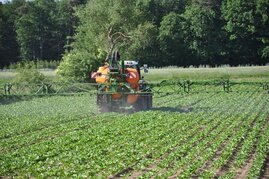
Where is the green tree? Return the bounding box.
[158,12,192,66]
[255,0,269,59]
[180,4,223,65]
[58,0,158,81]
[0,0,24,67]
[16,0,57,60]
[15,0,82,61]
[221,0,265,65]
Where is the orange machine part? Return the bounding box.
[111,93,122,100]
[96,66,108,83]
[126,68,139,89]
[127,94,138,104]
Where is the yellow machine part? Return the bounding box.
[96,66,108,83]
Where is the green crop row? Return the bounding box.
[0,89,268,178]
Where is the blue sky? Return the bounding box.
[0,0,10,3]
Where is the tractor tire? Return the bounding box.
[111,100,121,112]
[97,94,111,112]
[133,93,152,111]
[133,95,144,111]
[145,93,153,109]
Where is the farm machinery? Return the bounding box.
[91,51,152,112]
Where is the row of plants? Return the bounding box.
[0,90,268,177]
[139,92,263,178]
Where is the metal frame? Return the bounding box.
[1,80,268,97]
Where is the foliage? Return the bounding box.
[6,60,60,70]
[58,0,158,81]
[181,4,223,65]
[0,0,269,74]
[158,12,191,66]
[0,0,22,66]
[13,61,46,84]
[15,0,80,61]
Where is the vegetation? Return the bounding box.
[3,60,60,70]
[12,61,47,84]
[1,0,269,81]
[1,65,269,84]
[0,89,268,178]
[0,0,85,67]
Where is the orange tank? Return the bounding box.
[112,93,122,100]
[126,68,139,89]
[127,94,138,104]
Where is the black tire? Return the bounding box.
[133,93,153,111]
[133,95,145,111]
[97,94,111,112]
[146,93,153,109]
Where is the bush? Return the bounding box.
[57,50,105,82]
[13,61,47,84]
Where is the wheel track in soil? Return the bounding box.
[110,102,226,177]
[120,92,249,178]
[214,96,269,178]
[260,155,269,179]
[108,108,221,179]
[234,117,269,179]
[189,92,266,178]
[154,91,218,107]
[116,115,225,179]
[169,94,259,178]
[139,92,257,178]
[168,114,246,178]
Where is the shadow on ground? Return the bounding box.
[0,96,36,105]
[151,106,212,113]
[151,106,194,113]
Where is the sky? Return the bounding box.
[0,0,10,3]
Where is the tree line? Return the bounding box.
[1,0,269,80]
[0,0,85,68]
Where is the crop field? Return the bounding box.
[1,89,269,178]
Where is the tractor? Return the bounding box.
[91,51,152,112]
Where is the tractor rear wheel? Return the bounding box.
[97,94,111,112]
[145,93,153,109]
[133,93,152,111]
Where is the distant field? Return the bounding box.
[0,66,269,83]
[144,66,269,82]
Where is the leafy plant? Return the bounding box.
[13,61,46,84]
